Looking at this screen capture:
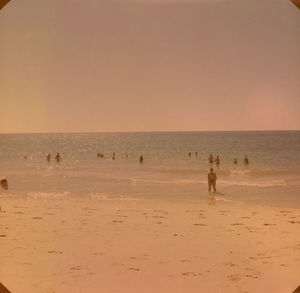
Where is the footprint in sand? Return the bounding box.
[70,265,82,271]
[224,262,237,267]
[181,259,192,263]
[152,215,166,219]
[32,217,43,220]
[288,220,300,224]
[227,274,242,281]
[48,250,63,254]
[93,252,104,256]
[128,267,140,271]
[182,272,202,277]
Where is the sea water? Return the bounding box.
[0,131,299,207]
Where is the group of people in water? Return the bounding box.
[206,154,249,192]
[46,153,61,162]
[18,151,252,194]
[207,153,249,165]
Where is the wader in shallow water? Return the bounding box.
[208,169,217,192]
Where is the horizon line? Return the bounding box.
[0,129,299,135]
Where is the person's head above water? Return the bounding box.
[210,168,214,172]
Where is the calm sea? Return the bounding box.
[0,131,299,207]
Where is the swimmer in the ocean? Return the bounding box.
[139,155,144,164]
[0,179,8,190]
[55,153,61,162]
[208,168,217,192]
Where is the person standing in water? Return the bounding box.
[55,153,61,162]
[208,154,214,164]
[139,155,144,164]
[46,153,51,162]
[208,168,217,192]
[234,158,238,164]
[215,155,220,165]
[244,155,249,165]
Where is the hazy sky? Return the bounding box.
[0,0,299,133]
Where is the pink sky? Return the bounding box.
[0,0,299,133]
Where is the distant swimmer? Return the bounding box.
[46,153,51,161]
[24,155,27,159]
[55,153,61,162]
[195,152,198,157]
[208,168,217,192]
[188,152,192,157]
[234,158,238,164]
[0,179,8,190]
[244,155,249,165]
[215,155,220,165]
[208,154,214,164]
[112,156,115,160]
[97,153,100,157]
[139,155,144,164]
[125,154,128,158]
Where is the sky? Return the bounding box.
[0,0,299,133]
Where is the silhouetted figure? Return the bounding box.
[195,152,198,157]
[208,154,214,164]
[139,155,144,164]
[125,154,128,158]
[234,158,238,164]
[244,155,249,165]
[97,153,100,157]
[46,153,51,161]
[112,156,115,160]
[0,179,8,190]
[188,152,192,157]
[55,153,61,162]
[215,155,220,165]
[24,155,27,159]
[208,168,217,192]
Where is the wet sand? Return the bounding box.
[0,197,300,293]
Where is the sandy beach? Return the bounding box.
[0,197,299,293]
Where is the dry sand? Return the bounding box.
[0,197,300,293]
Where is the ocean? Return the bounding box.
[0,131,299,207]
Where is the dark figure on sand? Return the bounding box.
[208,168,217,192]
[0,179,8,190]
[208,154,214,164]
[244,155,249,165]
[55,153,61,162]
[139,155,144,164]
[215,155,220,165]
